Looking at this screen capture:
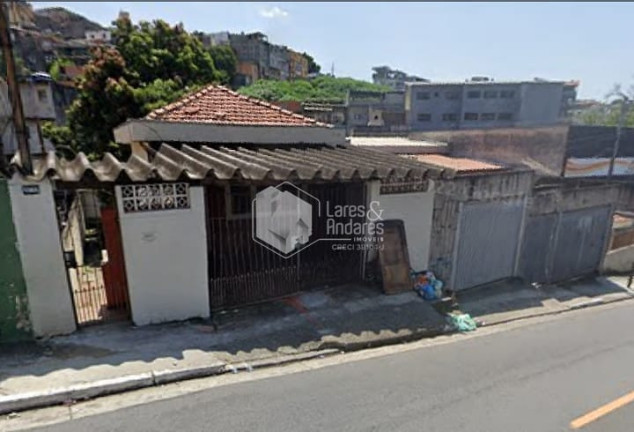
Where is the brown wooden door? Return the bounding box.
[379,220,412,294]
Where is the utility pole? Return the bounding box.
[609,97,630,178]
[0,0,31,174]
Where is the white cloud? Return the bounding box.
[259,6,289,19]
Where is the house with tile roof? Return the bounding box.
[5,82,629,338]
[113,85,346,147]
[8,83,451,333]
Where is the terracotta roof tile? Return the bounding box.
[145,85,330,127]
[413,154,504,173]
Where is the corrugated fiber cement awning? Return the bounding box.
[10,144,455,184]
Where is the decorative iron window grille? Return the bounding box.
[121,183,190,213]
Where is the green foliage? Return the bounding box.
[48,58,74,81]
[238,75,390,104]
[41,122,79,159]
[59,15,227,157]
[302,52,320,74]
[574,101,634,128]
[207,45,237,86]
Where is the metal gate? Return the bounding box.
[206,183,365,309]
[453,199,525,290]
[57,190,131,326]
[520,205,612,283]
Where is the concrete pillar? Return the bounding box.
[8,176,76,337]
[116,184,210,326]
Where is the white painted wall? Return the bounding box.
[8,176,76,337]
[116,185,209,326]
[602,244,634,274]
[378,184,435,271]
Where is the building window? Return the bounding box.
[227,185,253,219]
[498,112,513,121]
[417,113,432,122]
[467,90,481,99]
[354,114,364,120]
[483,90,498,99]
[442,113,458,122]
[500,90,515,99]
[445,91,460,100]
[37,89,48,103]
[121,183,190,213]
[434,92,440,98]
[464,112,479,121]
[416,91,430,100]
[481,113,496,121]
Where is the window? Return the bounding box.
[353,114,364,120]
[227,185,253,219]
[434,92,440,98]
[442,113,458,122]
[416,91,430,100]
[445,91,460,100]
[498,112,513,121]
[500,90,515,99]
[483,90,498,99]
[464,112,479,121]
[467,90,481,99]
[37,89,48,103]
[121,183,190,213]
[417,113,432,122]
[481,113,496,121]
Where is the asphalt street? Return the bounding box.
[24,301,634,432]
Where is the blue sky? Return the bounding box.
[35,2,634,99]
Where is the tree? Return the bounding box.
[65,47,138,158]
[48,57,74,81]
[302,52,320,74]
[45,14,223,158]
[574,82,634,127]
[207,45,237,86]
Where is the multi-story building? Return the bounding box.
[268,44,289,81]
[1,75,57,156]
[235,62,259,87]
[200,31,230,47]
[229,32,270,79]
[561,80,579,118]
[372,66,428,91]
[347,90,407,134]
[406,77,575,131]
[85,30,111,43]
[288,50,308,80]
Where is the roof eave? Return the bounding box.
[113,119,346,146]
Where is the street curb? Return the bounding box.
[478,293,634,327]
[152,364,226,386]
[0,373,154,415]
[0,350,342,416]
[316,326,451,353]
[226,348,341,373]
[3,294,631,416]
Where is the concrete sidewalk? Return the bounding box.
[1,277,632,416]
[456,276,634,326]
[0,284,446,414]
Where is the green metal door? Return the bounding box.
[0,178,31,342]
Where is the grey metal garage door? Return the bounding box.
[519,214,557,283]
[453,199,525,290]
[551,206,611,282]
[520,205,612,284]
